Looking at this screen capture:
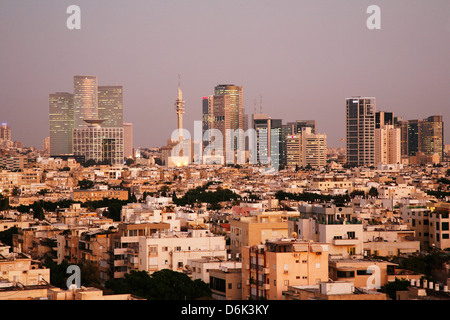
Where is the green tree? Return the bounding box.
[105,269,211,300]
[381,278,410,300]
[0,226,18,247]
[78,179,94,190]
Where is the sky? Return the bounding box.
[1,0,449,150]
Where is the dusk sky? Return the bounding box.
[1,0,449,149]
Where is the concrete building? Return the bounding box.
[72,119,124,165]
[209,267,242,300]
[229,211,299,259]
[283,280,387,300]
[241,240,329,300]
[289,204,364,259]
[375,124,401,165]
[111,222,171,279]
[346,97,376,167]
[123,122,133,159]
[137,227,227,274]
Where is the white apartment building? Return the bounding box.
[289,204,364,259]
[138,227,227,274]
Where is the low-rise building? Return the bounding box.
[241,239,329,300]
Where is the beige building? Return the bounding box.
[329,258,397,289]
[375,124,401,165]
[241,240,329,300]
[209,267,242,300]
[0,253,50,288]
[283,281,387,300]
[71,188,128,202]
[229,211,299,259]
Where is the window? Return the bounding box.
[442,222,449,231]
[228,283,232,290]
[442,233,449,239]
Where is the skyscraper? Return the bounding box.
[123,122,133,159]
[73,75,98,129]
[375,125,401,165]
[98,86,123,128]
[375,111,394,129]
[346,97,375,167]
[211,84,244,164]
[252,113,282,169]
[0,123,11,143]
[49,92,74,155]
[419,115,444,162]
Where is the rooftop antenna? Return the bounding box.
[259,94,263,114]
[253,97,257,114]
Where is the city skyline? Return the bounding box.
[1,0,449,150]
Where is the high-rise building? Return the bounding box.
[251,114,282,169]
[294,120,316,134]
[346,97,375,167]
[375,111,394,129]
[375,125,401,165]
[300,127,327,167]
[98,86,123,128]
[213,84,244,164]
[394,116,409,160]
[123,123,133,159]
[286,134,301,168]
[0,123,11,142]
[73,75,98,129]
[49,92,74,155]
[407,119,420,157]
[72,119,124,165]
[419,115,444,162]
[286,128,327,168]
[202,95,214,152]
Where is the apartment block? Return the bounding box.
[241,240,329,300]
[289,204,364,259]
[209,267,243,300]
[137,227,226,274]
[229,211,299,259]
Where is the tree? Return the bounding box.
[105,269,212,300]
[368,187,378,198]
[381,278,410,300]
[32,202,45,220]
[0,226,18,247]
[78,179,94,190]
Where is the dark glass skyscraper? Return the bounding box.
[346,97,375,166]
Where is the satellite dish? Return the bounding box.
[291,232,298,238]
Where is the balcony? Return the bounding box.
[333,238,359,246]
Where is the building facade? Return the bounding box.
[346,97,375,167]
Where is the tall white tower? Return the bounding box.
[175,75,185,142]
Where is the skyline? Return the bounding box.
[1,0,450,149]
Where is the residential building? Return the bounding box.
[283,280,387,300]
[209,267,242,300]
[229,211,299,259]
[241,240,329,300]
[137,226,227,274]
[346,97,376,166]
